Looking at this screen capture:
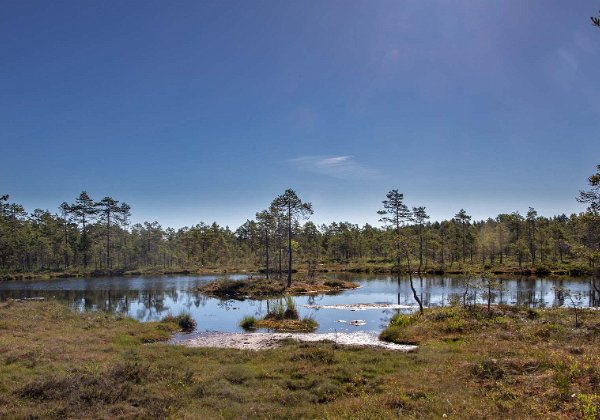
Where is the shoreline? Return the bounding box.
[1,265,595,282]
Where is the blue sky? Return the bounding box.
[1,1,599,228]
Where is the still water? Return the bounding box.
[0,274,597,334]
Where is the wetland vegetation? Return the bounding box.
[238,297,318,332]
[1,299,598,418]
[3,3,600,419]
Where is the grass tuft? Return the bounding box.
[239,316,257,330]
[162,312,197,333]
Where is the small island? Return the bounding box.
[239,297,318,332]
[198,276,359,299]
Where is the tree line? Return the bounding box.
[1,166,598,279]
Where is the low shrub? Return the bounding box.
[470,359,505,380]
[239,316,257,330]
[323,281,344,288]
[389,313,414,327]
[379,326,419,345]
[534,265,551,276]
[163,313,197,332]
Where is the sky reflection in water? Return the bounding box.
[0,274,597,333]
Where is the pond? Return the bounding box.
[0,273,597,334]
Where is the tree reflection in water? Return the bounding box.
[0,274,596,330]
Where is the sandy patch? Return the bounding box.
[176,331,417,352]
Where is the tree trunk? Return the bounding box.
[265,228,270,279]
[418,225,423,273]
[106,210,111,269]
[287,203,292,287]
[410,274,423,314]
[405,249,423,313]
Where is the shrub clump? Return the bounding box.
[470,359,505,380]
[239,298,318,332]
[163,313,197,333]
[265,297,299,320]
[239,316,257,330]
[379,313,419,345]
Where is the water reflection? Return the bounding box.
[0,274,597,333]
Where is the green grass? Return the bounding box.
[0,300,598,418]
[161,312,196,332]
[241,298,318,332]
[239,316,258,330]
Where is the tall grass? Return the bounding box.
[265,297,299,320]
[239,316,257,330]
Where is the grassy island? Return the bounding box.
[198,276,359,299]
[239,297,318,332]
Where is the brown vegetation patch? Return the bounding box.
[254,318,318,332]
[2,300,599,419]
[198,276,359,299]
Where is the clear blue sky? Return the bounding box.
[1,1,599,228]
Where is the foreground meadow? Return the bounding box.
[0,300,598,419]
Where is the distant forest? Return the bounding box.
[1,166,599,276]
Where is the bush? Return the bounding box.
[569,266,589,277]
[379,326,419,345]
[389,313,414,327]
[177,313,197,332]
[534,265,551,276]
[300,316,318,331]
[470,359,505,380]
[163,313,197,333]
[323,280,344,288]
[239,316,257,330]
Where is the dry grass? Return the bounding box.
[0,300,598,419]
[254,318,318,332]
[380,304,600,418]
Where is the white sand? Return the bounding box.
[177,331,417,352]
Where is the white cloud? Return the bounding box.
[289,155,381,180]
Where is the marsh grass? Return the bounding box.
[162,312,196,332]
[1,300,598,418]
[239,316,258,330]
[241,298,318,332]
[265,297,299,321]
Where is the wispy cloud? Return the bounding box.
[289,155,381,180]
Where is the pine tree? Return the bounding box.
[68,192,97,267]
[271,189,313,287]
[256,209,274,279]
[95,197,130,268]
[377,190,410,267]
